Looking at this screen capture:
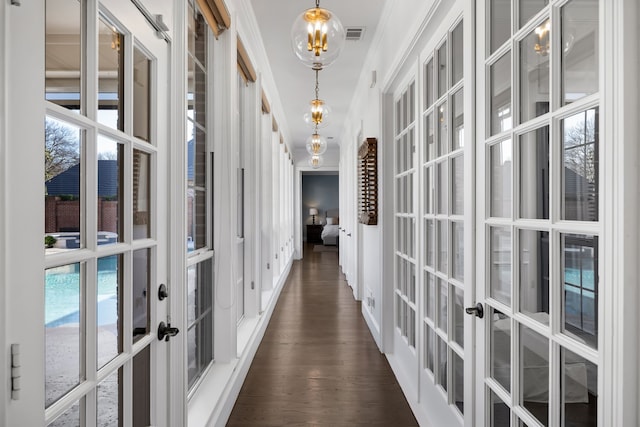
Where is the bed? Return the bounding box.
[321,209,340,246]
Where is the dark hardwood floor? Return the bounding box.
[227,244,418,426]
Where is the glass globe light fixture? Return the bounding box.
[309,154,324,169]
[306,132,327,156]
[303,98,331,128]
[290,0,346,70]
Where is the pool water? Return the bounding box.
[45,258,119,326]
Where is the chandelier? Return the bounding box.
[291,0,345,70]
[308,154,324,169]
[304,70,331,128]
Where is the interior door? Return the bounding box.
[36,0,171,425]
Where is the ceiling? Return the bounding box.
[249,0,387,152]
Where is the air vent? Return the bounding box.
[345,27,365,41]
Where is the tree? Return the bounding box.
[45,119,80,181]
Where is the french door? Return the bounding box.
[5,0,172,425]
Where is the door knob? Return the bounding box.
[158,284,168,301]
[465,303,484,319]
[157,321,179,342]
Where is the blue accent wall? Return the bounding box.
[302,174,339,241]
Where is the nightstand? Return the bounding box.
[306,224,323,244]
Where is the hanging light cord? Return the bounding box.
[315,69,320,100]
[316,0,320,8]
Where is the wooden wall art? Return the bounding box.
[358,137,378,225]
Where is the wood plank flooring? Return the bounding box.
[227,245,418,426]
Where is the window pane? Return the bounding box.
[491,308,511,392]
[98,19,123,131]
[452,222,464,281]
[132,249,150,342]
[425,59,434,107]
[425,326,436,373]
[132,346,151,427]
[520,324,549,425]
[519,230,549,324]
[520,21,550,123]
[425,112,435,162]
[490,388,510,426]
[562,0,599,105]
[520,126,549,219]
[437,335,448,391]
[47,399,81,427]
[562,347,597,425]
[45,0,82,111]
[188,258,214,388]
[437,278,448,331]
[425,272,436,320]
[188,7,207,68]
[438,102,448,156]
[45,117,82,252]
[452,155,464,215]
[97,369,121,427]
[453,351,464,414]
[451,21,463,86]
[437,161,448,215]
[452,89,464,150]
[562,108,598,221]
[426,219,435,267]
[133,150,151,239]
[453,285,464,347]
[520,0,549,28]
[438,42,448,98]
[562,234,598,349]
[490,52,512,135]
[45,263,82,407]
[97,255,122,369]
[490,227,511,306]
[425,164,434,214]
[133,47,151,142]
[437,220,448,274]
[97,136,123,244]
[490,140,512,218]
[490,0,511,54]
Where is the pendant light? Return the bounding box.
[303,70,331,128]
[308,154,324,169]
[306,130,328,156]
[291,0,346,70]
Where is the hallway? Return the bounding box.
[227,245,418,426]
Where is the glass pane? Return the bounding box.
[490,388,511,426]
[453,285,464,347]
[562,234,598,349]
[188,188,207,251]
[98,19,123,131]
[45,263,82,407]
[562,108,598,221]
[452,89,464,150]
[47,399,81,427]
[491,0,511,54]
[133,150,151,239]
[45,0,81,111]
[437,162,448,215]
[437,278,448,333]
[438,41,447,98]
[188,311,213,389]
[426,272,436,320]
[491,308,511,392]
[452,155,464,215]
[396,99,401,136]
[452,222,464,281]
[437,335,448,391]
[132,249,150,342]
[562,0,599,105]
[132,346,151,427]
[520,21,550,123]
[491,139,512,218]
[490,227,512,306]
[426,218,434,267]
[437,220,448,274]
[97,369,121,427]
[425,326,436,373]
[562,347,597,425]
[425,166,435,214]
[188,8,207,67]
[425,59,434,107]
[133,47,151,142]
[97,255,122,369]
[45,117,82,252]
[520,324,549,425]
[490,52,512,136]
[453,351,464,414]
[520,127,550,219]
[520,0,549,28]
[425,113,435,162]
[519,230,549,324]
[97,137,123,244]
[188,258,214,388]
[451,21,463,86]
[409,82,416,124]
[438,102,448,156]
